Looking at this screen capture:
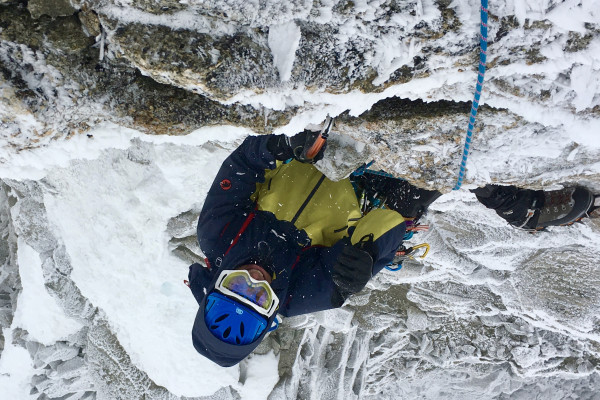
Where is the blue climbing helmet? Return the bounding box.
[204,269,280,346]
[204,292,267,345]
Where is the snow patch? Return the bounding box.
[570,64,600,112]
[372,38,421,86]
[268,21,302,82]
[0,329,36,400]
[546,0,598,34]
[38,126,249,397]
[0,122,250,180]
[236,351,280,400]
[13,240,82,345]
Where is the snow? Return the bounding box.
[2,0,600,398]
[37,127,243,396]
[98,4,238,35]
[237,352,280,400]
[0,329,36,400]
[546,0,598,33]
[570,64,600,112]
[0,122,253,180]
[29,124,280,397]
[1,123,283,398]
[371,37,421,86]
[268,21,301,82]
[12,239,82,345]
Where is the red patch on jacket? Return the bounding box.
[220,179,232,190]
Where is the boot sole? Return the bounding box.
[536,186,595,228]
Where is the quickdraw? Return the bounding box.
[398,243,430,260]
[385,221,431,271]
[386,243,431,271]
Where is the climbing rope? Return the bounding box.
[453,0,489,191]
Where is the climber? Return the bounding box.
[186,122,598,368]
[186,124,411,367]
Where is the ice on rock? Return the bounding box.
[29,342,80,369]
[311,308,355,332]
[314,131,372,182]
[511,345,541,369]
[50,356,86,380]
[406,306,429,331]
[2,0,600,396]
[512,246,600,334]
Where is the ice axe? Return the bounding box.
[304,116,334,160]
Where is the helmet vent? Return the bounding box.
[204,292,268,346]
[215,314,229,323]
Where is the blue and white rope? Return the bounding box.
[453,0,489,191]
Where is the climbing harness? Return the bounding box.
[453,0,489,190]
[351,164,432,271]
[385,222,431,271]
[352,162,392,179]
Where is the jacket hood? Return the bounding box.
[191,299,273,367]
[190,268,276,367]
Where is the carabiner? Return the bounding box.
[410,243,430,259]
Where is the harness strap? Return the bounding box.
[223,212,256,257]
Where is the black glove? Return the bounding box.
[331,242,374,297]
[267,130,327,163]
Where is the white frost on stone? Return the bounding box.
[268,21,302,82]
[0,329,36,400]
[13,240,82,345]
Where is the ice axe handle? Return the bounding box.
[305,134,327,160]
[304,116,333,160]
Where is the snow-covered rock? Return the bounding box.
[1,0,600,399]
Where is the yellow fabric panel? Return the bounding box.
[253,161,362,246]
[350,209,404,245]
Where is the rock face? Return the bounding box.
[0,2,284,148]
[2,0,599,190]
[3,164,600,399]
[27,0,76,19]
[2,0,600,399]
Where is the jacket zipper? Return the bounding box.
[291,174,326,225]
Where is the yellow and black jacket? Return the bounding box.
[190,135,406,319]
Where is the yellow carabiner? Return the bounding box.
[409,243,430,259]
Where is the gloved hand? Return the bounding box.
[267,129,327,163]
[331,242,374,297]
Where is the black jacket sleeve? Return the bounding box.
[196,135,277,261]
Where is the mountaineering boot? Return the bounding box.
[350,170,442,220]
[533,186,595,229]
[471,184,596,230]
[589,195,600,218]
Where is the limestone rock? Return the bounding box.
[28,0,76,19]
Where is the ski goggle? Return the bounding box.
[214,270,279,318]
